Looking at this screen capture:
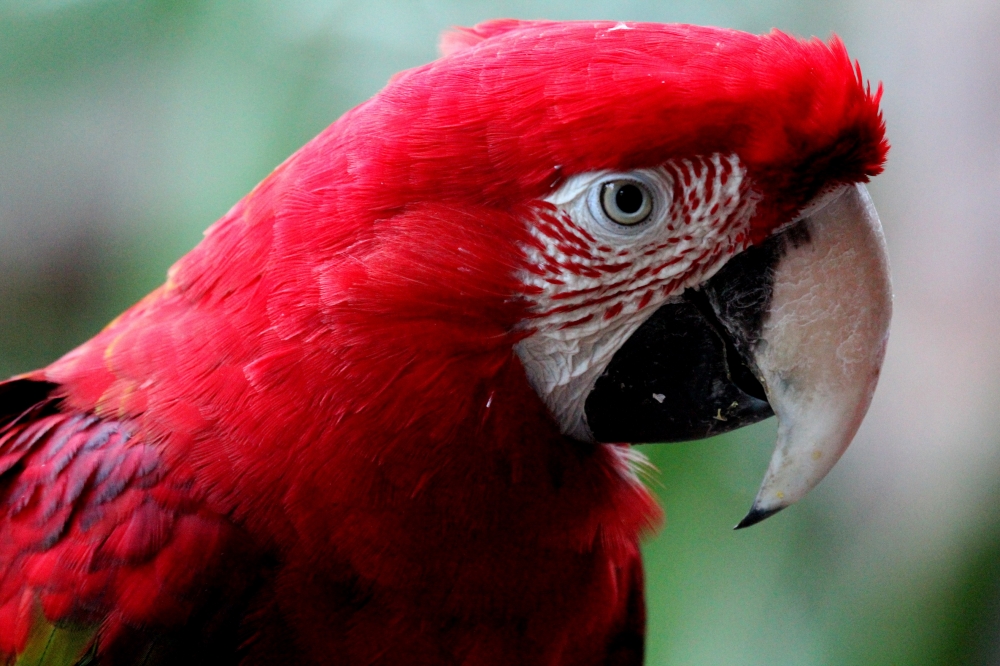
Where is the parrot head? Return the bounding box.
[182,20,890,528]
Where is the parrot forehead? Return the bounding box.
[514,153,756,441]
[361,19,887,240]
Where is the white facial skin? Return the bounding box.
[515,154,756,442]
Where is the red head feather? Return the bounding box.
[354,20,886,236]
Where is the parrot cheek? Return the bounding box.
[585,183,892,527]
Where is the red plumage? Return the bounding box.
[0,21,886,664]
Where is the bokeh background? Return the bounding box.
[1,0,998,663]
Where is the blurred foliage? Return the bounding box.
[0,1,997,664]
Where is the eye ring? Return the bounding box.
[600,179,653,226]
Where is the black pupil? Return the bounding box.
[615,184,644,215]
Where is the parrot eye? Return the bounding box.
[600,180,653,226]
[570,169,669,237]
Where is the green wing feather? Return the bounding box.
[13,617,96,666]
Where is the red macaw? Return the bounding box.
[0,20,890,665]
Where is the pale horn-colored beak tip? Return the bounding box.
[738,182,892,527]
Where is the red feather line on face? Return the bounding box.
[513,153,758,441]
[522,154,755,332]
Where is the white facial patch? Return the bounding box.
[514,154,757,441]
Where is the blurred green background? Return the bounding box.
[2,1,999,664]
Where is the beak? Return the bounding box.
[732,184,892,527]
[585,183,892,528]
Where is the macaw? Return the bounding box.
[0,20,890,666]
